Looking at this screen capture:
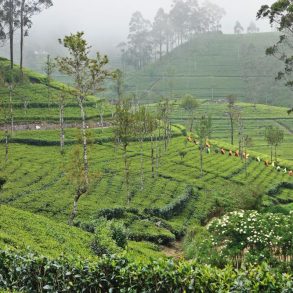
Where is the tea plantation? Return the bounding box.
[0,59,292,291]
[123,32,293,107]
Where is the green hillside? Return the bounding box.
[0,57,113,124]
[124,33,292,107]
[1,127,292,248]
[0,55,292,288]
[0,205,93,258]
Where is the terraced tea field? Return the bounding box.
[1,128,292,247]
[151,100,293,162]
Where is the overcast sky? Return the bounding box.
[24,0,277,53]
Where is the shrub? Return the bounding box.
[206,210,293,268]
[91,218,128,256]
[0,250,291,292]
[144,186,197,219]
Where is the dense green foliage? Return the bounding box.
[0,205,93,258]
[0,250,292,292]
[0,127,292,246]
[185,211,293,270]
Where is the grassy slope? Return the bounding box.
[124,33,292,107]
[0,205,93,258]
[0,57,113,124]
[0,204,164,260]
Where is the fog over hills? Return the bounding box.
[0,0,276,60]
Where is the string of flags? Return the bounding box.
[186,136,293,177]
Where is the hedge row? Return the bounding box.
[0,131,183,147]
[144,186,197,219]
[0,250,292,292]
[268,182,293,197]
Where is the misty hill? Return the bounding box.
[124,32,292,107]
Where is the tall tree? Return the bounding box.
[257,1,293,112]
[113,99,136,204]
[247,21,259,33]
[226,95,238,145]
[0,0,21,69]
[170,0,190,45]
[152,8,168,59]
[265,125,284,162]
[234,21,244,34]
[196,114,212,177]
[0,91,9,163]
[19,0,53,73]
[127,11,152,69]
[43,54,55,108]
[180,94,199,132]
[201,1,226,32]
[134,106,155,188]
[112,69,124,101]
[56,32,110,186]
[158,99,172,151]
[67,146,87,226]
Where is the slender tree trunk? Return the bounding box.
[9,20,14,69]
[79,98,89,185]
[230,115,234,145]
[151,135,155,178]
[68,191,82,226]
[140,138,144,189]
[9,84,13,134]
[5,127,8,163]
[123,144,130,204]
[200,145,203,177]
[274,145,277,162]
[100,113,104,132]
[60,96,65,154]
[20,0,25,75]
[164,121,168,151]
[271,145,273,163]
[190,114,194,132]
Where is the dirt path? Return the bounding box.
[0,122,110,131]
[161,241,184,259]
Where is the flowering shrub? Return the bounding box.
[207,210,293,267]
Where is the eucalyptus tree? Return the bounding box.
[0,0,21,69]
[43,54,55,108]
[234,21,244,34]
[56,32,110,186]
[152,8,168,59]
[127,11,152,69]
[96,98,106,131]
[265,125,284,162]
[19,0,53,73]
[134,106,157,185]
[180,94,199,132]
[196,115,212,177]
[67,146,87,226]
[158,99,172,151]
[112,69,124,101]
[226,95,238,145]
[0,92,9,163]
[257,1,293,113]
[247,21,259,33]
[170,0,189,45]
[113,99,136,204]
